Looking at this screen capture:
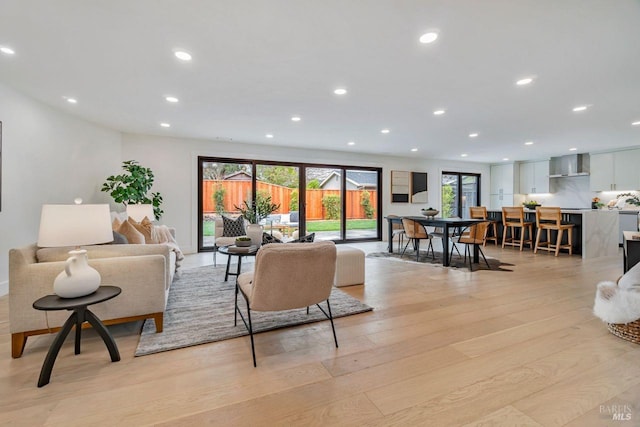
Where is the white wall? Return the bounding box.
[122,133,491,253]
[0,82,122,295]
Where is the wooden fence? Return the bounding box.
[202,180,377,220]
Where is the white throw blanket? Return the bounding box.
[152,225,184,271]
[593,280,640,324]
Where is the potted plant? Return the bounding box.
[234,192,280,224]
[101,160,163,220]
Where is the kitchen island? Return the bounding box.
[487,209,618,259]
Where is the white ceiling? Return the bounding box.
[1,0,639,163]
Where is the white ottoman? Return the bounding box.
[334,245,365,287]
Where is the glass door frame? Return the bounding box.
[441,171,481,219]
[198,156,383,251]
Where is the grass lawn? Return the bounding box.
[307,219,376,232]
[203,219,376,236]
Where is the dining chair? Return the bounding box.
[401,218,435,262]
[451,221,491,271]
[234,241,338,367]
[534,207,574,256]
[502,206,534,251]
[469,206,498,245]
[386,214,405,252]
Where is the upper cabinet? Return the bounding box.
[519,160,550,194]
[490,163,518,195]
[590,149,640,191]
[490,163,519,209]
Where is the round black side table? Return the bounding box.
[32,285,122,387]
[217,245,258,281]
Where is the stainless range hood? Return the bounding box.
[549,153,590,178]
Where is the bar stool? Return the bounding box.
[534,207,574,256]
[469,206,498,246]
[502,206,534,251]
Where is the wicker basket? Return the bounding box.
[607,320,640,344]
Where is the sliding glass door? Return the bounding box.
[442,172,480,219]
[198,157,382,250]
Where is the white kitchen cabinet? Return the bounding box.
[590,149,640,191]
[519,160,549,194]
[490,163,519,209]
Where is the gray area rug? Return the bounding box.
[135,265,372,356]
[367,248,513,272]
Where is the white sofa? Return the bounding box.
[9,241,176,358]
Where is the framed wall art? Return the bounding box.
[410,172,428,203]
[391,170,409,203]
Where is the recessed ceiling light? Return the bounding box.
[334,88,347,95]
[433,109,445,116]
[160,122,171,128]
[419,32,438,44]
[0,46,15,55]
[469,133,479,138]
[516,77,534,86]
[632,121,640,126]
[502,158,509,161]
[460,153,468,157]
[524,141,534,145]
[291,116,301,122]
[410,148,418,152]
[572,105,588,112]
[347,141,355,146]
[265,134,274,138]
[165,96,179,103]
[569,147,577,151]
[174,50,192,61]
[66,97,77,104]
[381,129,390,134]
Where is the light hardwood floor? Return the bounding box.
[1,242,638,426]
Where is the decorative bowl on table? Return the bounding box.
[523,203,540,210]
[235,237,252,247]
[421,209,439,217]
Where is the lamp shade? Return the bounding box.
[37,204,113,247]
[126,204,155,222]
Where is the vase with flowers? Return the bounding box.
[592,197,605,209]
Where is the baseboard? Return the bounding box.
[0,280,7,297]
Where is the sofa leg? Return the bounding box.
[153,313,164,333]
[12,333,27,358]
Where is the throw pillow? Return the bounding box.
[112,217,122,231]
[262,232,283,245]
[128,217,153,243]
[290,233,315,243]
[111,231,129,244]
[117,219,145,244]
[222,215,246,237]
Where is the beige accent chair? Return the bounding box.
[235,241,338,366]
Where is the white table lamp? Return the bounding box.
[126,204,155,222]
[37,204,113,298]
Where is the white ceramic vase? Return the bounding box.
[246,224,264,248]
[53,249,101,298]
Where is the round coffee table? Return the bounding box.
[32,286,121,387]
[217,245,258,281]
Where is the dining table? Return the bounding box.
[385,216,486,267]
